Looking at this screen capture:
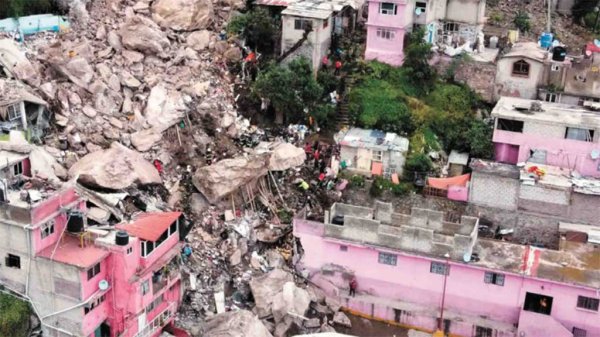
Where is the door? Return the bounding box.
[138,311,147,331]
[356,148,371,171]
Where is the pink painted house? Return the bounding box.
[365,0,407,65]
[492,97,600,177]
[0,151,185,337]
[294,202,600,337]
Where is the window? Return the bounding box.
[126,246,133,255]
[573,327,587,337]
[7,104,21,121]
[512,60,530,76]
[372,150,383,162]
[378,252,397,266]
[339,245,348,252]
[13,162,23,176]
[169,221,178,236]
[376,28,395,40]
[84,295,105,315]
[565,127,594,142]
[5,254,20,269]
[545,92,557,102]
[40,220,55,239]
[323,18,329,28]
[475,326,493,337]
[379,2,397,15]
[415,2,427,12]
[496,118,524,133]
[141,279,150,295]
[523,292,553,315]
[294,19,312,31]
[141,240,155,257]
[430,261,449,275]
[87,263,101,280]
[484,272,505,286]
[551,64,560,72]
[146,294,164,313]
[444,22,459,33]
[576,296,599,311]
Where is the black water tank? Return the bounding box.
[552,46,567,62]
[331,215,345,226]
[66,211,84,233]
[115,230,129,246]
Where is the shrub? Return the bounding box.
[514,11,531,33]
[391,182,413,196]
[404,153,433,177]
[349,175,365,188]
[369,176,390,197]
[0,292,30,337]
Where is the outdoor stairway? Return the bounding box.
[336,75,356,130]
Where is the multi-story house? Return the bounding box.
[365,0,487,65]
[0,150,184,337]
[491,96,600,178]
[294,202,600,337]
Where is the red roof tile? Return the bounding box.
[117,212,182,242]
[38,235,109,269]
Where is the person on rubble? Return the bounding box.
[181,243,193,262]
[335,60,342,75]
[349,276,358,297]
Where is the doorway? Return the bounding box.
[523,292,553,315]
[94,321,110,337]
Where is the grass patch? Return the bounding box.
[0,292,31,337]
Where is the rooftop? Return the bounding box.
[491,96,600,128]
[448,150,469,166]
[37,235,109,269]
[116,211,182,242]
[303,202,600,289]
[0,78,47,107]
[335,128,409,152]
[501,42,549,62]
[281,0,363,19]
[470,159,520,179]
[563,54,600,99]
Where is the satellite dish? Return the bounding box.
[463,252,472,263]
[415,8,422,16]
[99,280,109,291]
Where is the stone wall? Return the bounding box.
[469,171,519,210]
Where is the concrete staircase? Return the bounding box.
[336,75,356,131]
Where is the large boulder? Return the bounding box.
[192,154,269,204]
[254,142,306,171]
[249,269,294,318]
[202,310,273,337]
[68,142,161,190]
[119,15,170,55]
[187,30,211,51]
[0,39,40,87]
[152,0,214,31]
[272,282,311,323]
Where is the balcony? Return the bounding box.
[133,302,176,337]
[151,257,180,294]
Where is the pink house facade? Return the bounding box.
[491,97,600,177]
[0,152,184,337]
[293,202,600,337]
[365,0,407,65]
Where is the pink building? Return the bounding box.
[491,97,600,177]
[365,0,407,65]
[294,202,600,337]
[0,152,184,337]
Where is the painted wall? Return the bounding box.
[281,14,332,71]
[31,187,81,225]
[294,218,600,336]
[365,0,407,65]
[495,58,546,99]
[445,0,485,24]
[493,129,600,177]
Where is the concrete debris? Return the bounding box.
[272,282,311,323]
[202,310,273,337]
[0,39,40,86]
[152,0,214,31]
[250,269,294,318]
[68,142,161,190]
[119,15,171,56]
[332,312,351,329]
[187,30,212,51]
[192,154,269,204]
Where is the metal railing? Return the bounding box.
[133,302,176,337]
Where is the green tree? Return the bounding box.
[252,57,323,123]
[402,28,436,94]
[573,0,600,24]
[514,11,531,33]
[466,119,494,159]
[227,8,278,54]
[0,293,30,337]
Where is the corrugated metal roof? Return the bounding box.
[117,212,182,242]
[448,150,469,165]
[336,128,409,152]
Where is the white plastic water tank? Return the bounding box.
[489,36,499,49]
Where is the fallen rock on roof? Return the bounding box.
[68,141,161,190]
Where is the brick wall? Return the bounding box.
[469,172,519,210]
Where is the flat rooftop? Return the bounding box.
[38,235,109,269]
[491,97,600,128]
[309,202,600,289]
[336,128,409,152]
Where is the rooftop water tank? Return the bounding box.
[540,32,553,49]
[552,46,567,62]
[115,230,129,246]
[66,210,84,233]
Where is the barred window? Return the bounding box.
[484,272,505,286]
[576,296,599,311]
[378,252,397,266]
[430,262,449,275]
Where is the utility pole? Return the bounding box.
[547,0,551,32]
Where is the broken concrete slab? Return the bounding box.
[332,312,352,328]
[68,142,161,190]
[0,39,40,87]
[202,310,273,337]
[152,0,214,31]
[250,268,294,318]
[192,154,269,204]
[272,282,311,323]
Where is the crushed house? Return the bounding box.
[293,202,600,337]
[0,79,49,137]
[336,127,409,177]
[0,150,184,337]
[276,0,364,71]
[365,0,487,65]
[491,97,600,177]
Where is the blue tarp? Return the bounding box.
[0,14,69,39]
